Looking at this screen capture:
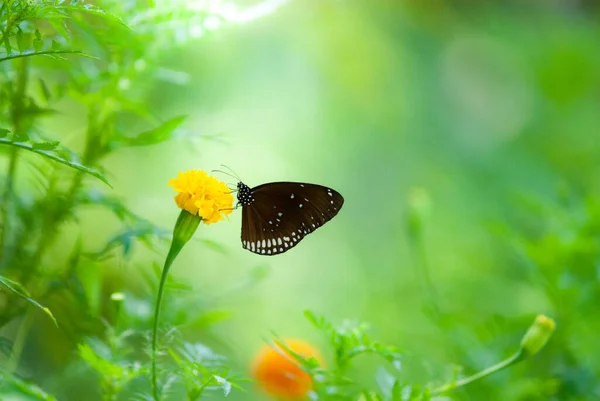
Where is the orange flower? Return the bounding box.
[251,339,323,400]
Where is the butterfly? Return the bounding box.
[235,181,344,255]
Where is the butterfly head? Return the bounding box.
[236,182,255,207]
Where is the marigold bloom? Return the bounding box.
[251,339,322,400]
[168,170,233,224]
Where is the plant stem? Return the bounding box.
[151,238,185,400]
[151,210,201,400]
[0,49,91,63]
[0,57,28,269]
[407,231,441,319]
[431,349,525,395]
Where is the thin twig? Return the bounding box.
[0,49,95,63]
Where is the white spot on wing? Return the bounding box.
[277,238,282,245]
[261,240,266,248]
[290,194,295,199]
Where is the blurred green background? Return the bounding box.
[2,0,600,400]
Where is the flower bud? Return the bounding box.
[172,209,202,245]
[520,315,556,357]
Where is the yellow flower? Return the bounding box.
[251,339,323,400]
[168,170,234,224]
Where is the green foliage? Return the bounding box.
[0,1,597,401]
[0,274,57,326]
[271,312,428,400]
[167,341,245,400]
[117,115,187,148]
[304,310,403,371]
[0,133,110,186]
[0,0,241,400]
[270,312,552,401]
[78,339,144,400]
[0,371,58,400]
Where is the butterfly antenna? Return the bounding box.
[212,169,240,182]
[220,164,244,182]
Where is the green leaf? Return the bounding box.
[13,132,29,142]
[0,275,58,327]
[0,128,10,138]
[86,224,169,260]
[3,32,12,54]
[33,29,43,52]
[125,115,186,146]
[188,310,233,328]
[32,140,60,150]
[47,19,70,41]
[0,138,111,187]
[0,372,58,401]
[214,375,232,396]
[51,39,61,50]
[78,342,123,377]
[391,379,403,401]
[39,79,52,102]
[0,336,13,357]
[0,50,94,63]
[54,3,128,27]
[304,309,321,328]
[16,29,28,53]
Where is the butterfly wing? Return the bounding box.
[240,182,344,255]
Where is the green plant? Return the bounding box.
[0,1,242,399]
[268,311,554,401]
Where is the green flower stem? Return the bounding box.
[151,210,201,401]
[431,314,555,395]
[431,349,525,395]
